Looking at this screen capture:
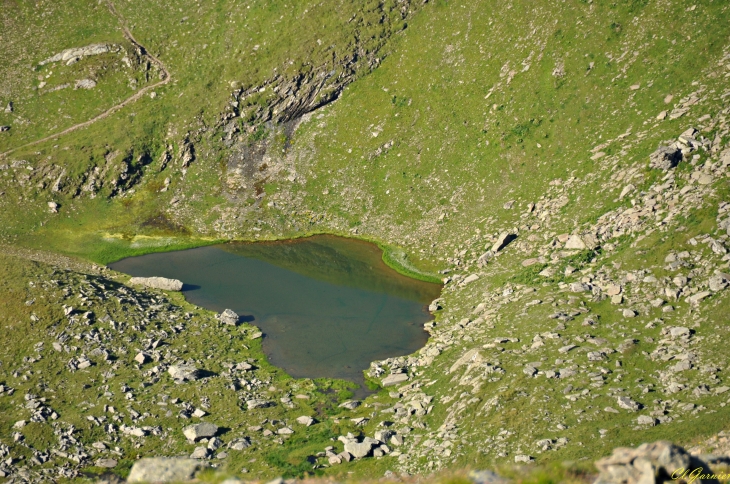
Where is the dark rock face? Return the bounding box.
[649,146,682,171]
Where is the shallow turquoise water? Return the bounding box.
[109,235,441,390]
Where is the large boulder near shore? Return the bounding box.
[129,276,183,291]
[219,308,239,325]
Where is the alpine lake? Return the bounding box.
[109,235,442,396]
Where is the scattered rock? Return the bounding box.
[219,308,239,326]
[183,423,218,441]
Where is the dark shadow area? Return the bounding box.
[196,370,218,379]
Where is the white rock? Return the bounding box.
[514,454,534,463]
[134,352,150,364]
[129,277,183,291]
[296,416,315,426]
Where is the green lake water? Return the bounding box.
[109,235,441,393]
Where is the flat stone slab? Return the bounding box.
[129,276,183,291]
[382,373,409,387]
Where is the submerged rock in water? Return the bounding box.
[129,276,183,291]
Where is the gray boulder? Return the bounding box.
[190,446,210,459]
[338,400,360,410]
[183,423,218,441]
[344,440,373,459]
[709,273,730,292]
[594,441,715,484]
[374,429,395,443]
[617,396,640,411]
[127,458,208,483]
[228,437,251,450]
[246,399,273,409]
[382,373,409,387]
[649,146,682,170]
[129,276,183,291]
[491,232,517,253]
[168,364,201,381]
[219,308,239,325]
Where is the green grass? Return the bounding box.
[1,0,730,480]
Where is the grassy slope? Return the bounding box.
[1,0,730,481]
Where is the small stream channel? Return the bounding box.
[109,235,441,396]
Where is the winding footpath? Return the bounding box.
[0,1,171,158]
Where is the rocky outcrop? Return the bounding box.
[594,441,716,484]
[128,276,183,291]
[39,44,121,66]
[649,146,682,171]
